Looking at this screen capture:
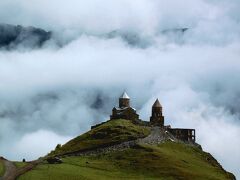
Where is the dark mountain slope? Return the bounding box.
[0,23,51,49]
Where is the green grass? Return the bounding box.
[51,119,150,156]
[19,142,235,180]
[14,161,27,168]
[18,157,147,180]
[0,160,5,176]
[115,142,234,180]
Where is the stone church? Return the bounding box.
[110,92,139,121]
[110,92,196,143]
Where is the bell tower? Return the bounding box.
[119,92,130,108]
[150,99,164,126]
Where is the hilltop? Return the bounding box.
[8,119,234,180]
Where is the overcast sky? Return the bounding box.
[0,0,240,178]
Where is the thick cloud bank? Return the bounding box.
[0,0,240,178]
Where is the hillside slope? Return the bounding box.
[51,119,150,156]
[18,119,235,180]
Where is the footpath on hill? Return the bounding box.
[1,127,198,180]
[1,159,17,180]
[1,158,42,180]
[62,127,183,157]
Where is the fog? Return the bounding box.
[0,0,239,178]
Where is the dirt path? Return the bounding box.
[64,127,177,157]
[1,158,42,180]
[15,160,42,178]
[2,160,17,180]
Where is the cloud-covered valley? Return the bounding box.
[0,0,240,178]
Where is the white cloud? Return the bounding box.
[12,130,72,161]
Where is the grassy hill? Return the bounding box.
[18,119,235,180]
[50,119,150,156]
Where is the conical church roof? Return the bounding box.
[120,92,130,99]
[152,99,162,107]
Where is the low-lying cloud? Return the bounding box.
[0,0,239,178]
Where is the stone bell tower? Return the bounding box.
[119,92,130,108]
[150,99,164,126]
